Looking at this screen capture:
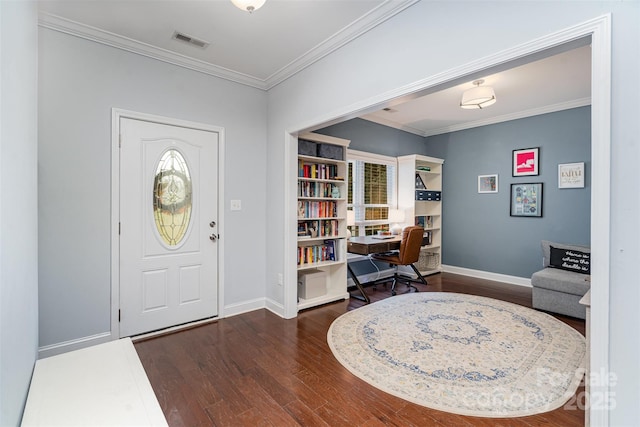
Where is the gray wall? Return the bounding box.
[38,29,267,349]
[316,118,428,157]
[267,2,639,424]
[0,2,39,425]
[319,110,591,280]
[425,107,591,278]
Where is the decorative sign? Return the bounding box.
[550,247,590,274]
[558,162,585,188]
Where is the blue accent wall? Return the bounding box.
[318,107,591,280]
[316,118,429,157]
[425,106,591,278]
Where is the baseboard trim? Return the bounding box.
[442,265,532,288]
[38,332,113,359]
[223,297,267,318]
[265,297,286,318]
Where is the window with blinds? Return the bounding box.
[347,150,397,237]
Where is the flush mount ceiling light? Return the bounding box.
[460,79,497,109]
[231,0,266,12]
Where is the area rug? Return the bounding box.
[327,292,585,418]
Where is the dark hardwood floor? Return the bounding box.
[135,273,586,426]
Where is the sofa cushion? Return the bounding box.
[531,267,591,296]
[541,240,590,268]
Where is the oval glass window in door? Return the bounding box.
[153,149,192,246]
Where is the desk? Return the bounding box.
[347,236,402,303]
[348,235,402,255]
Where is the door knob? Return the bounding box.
[209,221,216,228]
[209,234,217,241]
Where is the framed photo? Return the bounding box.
[478,174,498,193]
[558,162,585,188]
[512,147,540,176]
[510,183,543,217]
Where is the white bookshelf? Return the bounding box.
[296,132,350,310]
[397,154,444,276]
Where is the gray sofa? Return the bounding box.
[531,240,590,319]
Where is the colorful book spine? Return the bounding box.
[296,240,338,265]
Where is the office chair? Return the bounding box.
[371,226,427,295]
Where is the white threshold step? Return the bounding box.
[22,338,167,427]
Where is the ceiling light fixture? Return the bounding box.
[460,79,496,109]
[231,0,266,13]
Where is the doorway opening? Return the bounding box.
[284,15,610,425]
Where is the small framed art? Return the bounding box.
[558,162,585,188]
[510,183,543,217]
[478,174,498,193]
[512,147,539,176]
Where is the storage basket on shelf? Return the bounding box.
[415,248,439,270]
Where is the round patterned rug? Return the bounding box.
[327,292,586,418]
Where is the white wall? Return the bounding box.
[38,28,268,352]
[267,1,639,424]
[0,1,39,425]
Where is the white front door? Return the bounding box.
[119,117,219,337]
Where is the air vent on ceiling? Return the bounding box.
[172,31,210,49]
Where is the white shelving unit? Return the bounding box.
[296,132,350,310]
[397,154,444,276]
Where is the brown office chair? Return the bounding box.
[371,226,428,295]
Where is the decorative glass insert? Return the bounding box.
[153,149,192,246]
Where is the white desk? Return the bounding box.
[22,338,167,427]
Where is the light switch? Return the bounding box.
[230,199,242,211]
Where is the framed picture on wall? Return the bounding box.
[558,162,585,188]
[478,174,498,193]
[512,147,539,176]
[510,183,543,217]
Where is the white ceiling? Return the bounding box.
[37,0,591,136]
[361,45,592,136]
[38,0,411,89]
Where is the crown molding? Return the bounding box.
[38,0,418,91]
[359,115,426,136]
[422,97,592,137]
[38,12,267,89]
[264,0,418,89]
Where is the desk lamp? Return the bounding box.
[389,209,405,235]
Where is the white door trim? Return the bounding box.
[284,15,611,425]
[111,108,226,339]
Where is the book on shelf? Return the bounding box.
[423,231,433,246]
[298,160,339,180]
[415,215,433,229]
[297,240,337,265]
[297,181,338,198]
[297,200,337,219]
[298,219,339,238]
[325,239,336,261]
